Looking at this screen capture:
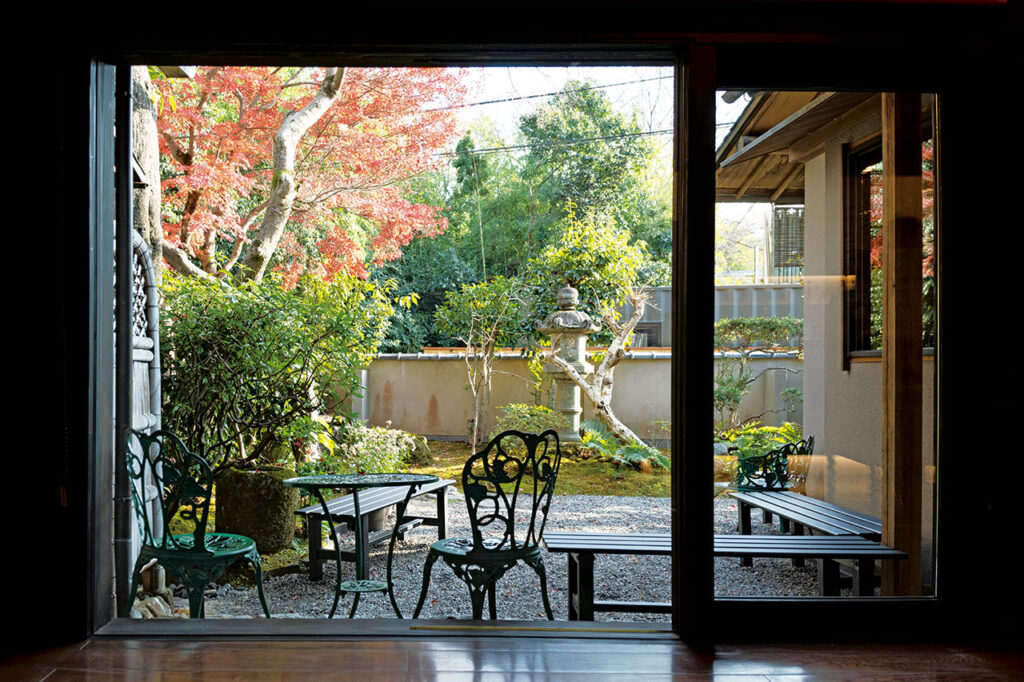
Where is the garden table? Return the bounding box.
[284,472,438,618]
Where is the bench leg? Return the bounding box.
[309,514,324,581]
[567,553,578,620]
[779,517,790,533]
[855,558,875,596]
[358,514,371,580]
[791,523,804,567]
[763,509,773,525]
[737,503,753,566]
[817,558,840,596]
[435,486,448,539]
[567,552,595,621]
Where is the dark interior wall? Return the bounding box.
[13,0,1011,654]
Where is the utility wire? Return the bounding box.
[436,121,737,158]
[426,75,674,112]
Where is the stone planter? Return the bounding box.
[367,507,388,532]
[215,465,298,554]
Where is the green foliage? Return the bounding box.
[160,273,394,471]
[524,204,646,345]
[527,355,555,408]
[713,359,749,419]
[715,421,804,460]
[434,275,526,349]
[713,316,803,429]
[372,229,478,351]
[520,80,654,226]
[490,404,569,440]
[713,316,803,350]
[294,420,417,477]
[370,80,673,350]
[579,419,670,471]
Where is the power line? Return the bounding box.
[437,129,672,157]
[427,75,674,112]
[437,120,739,158]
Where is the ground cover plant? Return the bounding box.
[413,440,671,497]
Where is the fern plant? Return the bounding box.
[579,419,670,471]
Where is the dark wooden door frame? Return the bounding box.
[76,5,1013,642]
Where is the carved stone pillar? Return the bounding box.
[536,287,600,443]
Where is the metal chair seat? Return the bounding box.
[430,536,541,562]
[142,532,259,560]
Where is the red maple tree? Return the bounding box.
[156,66,467,283]
[868,140,935,277]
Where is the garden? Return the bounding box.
[129,64,817,620]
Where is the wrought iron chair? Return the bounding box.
[123,430,271,618]
[412,429,562,620]
[733,435,815,491]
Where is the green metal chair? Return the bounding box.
[734,435,815,491]
[412,429,562,620]
[123,430,271,619]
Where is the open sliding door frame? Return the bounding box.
[673,44,715,640]
[92,45,698,638]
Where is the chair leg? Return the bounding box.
[246,549,272,618]
[525,555,555,620]
[469,582,487,620]
[412,550,440,618]
[184,571,207,619]
[487,581,497,620]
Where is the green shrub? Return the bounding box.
[160,272,394,472]
[715,421,803,460]
[295,420,417,476]
[490,404,569,439]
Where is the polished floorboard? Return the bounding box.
[2,634,1021,681]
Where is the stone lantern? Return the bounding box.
[536,286,600,444]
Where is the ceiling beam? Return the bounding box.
[734,155,772,199]
[770,163,803,202]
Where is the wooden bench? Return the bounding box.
[297,478,455,581]
[729,490,882,567]
[542,532,907,620]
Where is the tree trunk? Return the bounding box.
[239,68,347,282]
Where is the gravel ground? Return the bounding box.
[189,494,820,620]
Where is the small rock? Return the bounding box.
[137,596,172,618]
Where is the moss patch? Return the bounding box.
[411,440,671,497]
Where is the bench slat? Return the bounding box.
[730,491,882,538]
[544,532,905,559]
[546,530,907,618]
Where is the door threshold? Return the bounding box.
[95,617,677,640]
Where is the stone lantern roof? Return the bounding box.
[535,286,601,334]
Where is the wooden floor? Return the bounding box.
[2,633,1021,680]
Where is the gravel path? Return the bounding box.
[190,495,819,620]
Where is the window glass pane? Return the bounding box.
[714,90,937,599]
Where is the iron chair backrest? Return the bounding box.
[126,429,215,555]
[734,435,815,491]
[463,430,562,556]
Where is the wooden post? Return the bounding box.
[881,92,923,596]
